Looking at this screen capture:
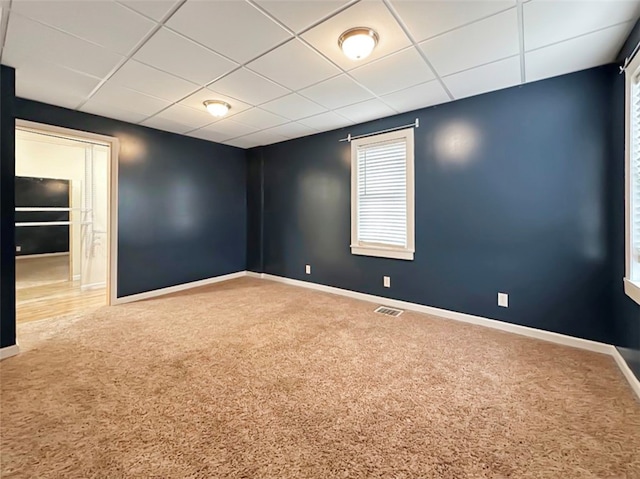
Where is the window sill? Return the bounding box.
[351,245,414,261]
[624,278,640,306]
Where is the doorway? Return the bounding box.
[14,121,118,323]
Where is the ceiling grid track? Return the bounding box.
[245,0,403,117]
[516,0,527,83]
[138,0,363,132]
[3,0,636,148]
[75,0,189,110]
[381,0,454,101]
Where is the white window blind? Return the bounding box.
[631,75,640,280]
[356,139,407,247]
[350,127,414,261]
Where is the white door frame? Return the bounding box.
[16,119,120,306]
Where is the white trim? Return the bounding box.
[16,252,69,260]
[16,119,120,307]
[16,207,74,211]
[73,274,81,281]
[261,274,613,354]
[612,348,640,399]
[81,282,106,291]
[351,245,414,260]
[350,127,415,261]
[624,52,640,305]
[624,278,640,306]
[112,271,247,305]
[0,344,20,360]
[246,271,263,279]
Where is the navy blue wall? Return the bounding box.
[253,66,618,344]
[0,65,16,348]
[14,98,247,298]
[246,148,263,273]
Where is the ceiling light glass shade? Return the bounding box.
[204,100,231,117]
[338,27,379,61]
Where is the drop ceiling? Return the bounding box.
[0,0,638,149]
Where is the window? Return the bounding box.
[351,128,414,260]
[625,53,640,305]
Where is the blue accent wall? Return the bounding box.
[246,148,264,273]
[14,98,247,298]
[251,66,618,344]
[0,65,16,348]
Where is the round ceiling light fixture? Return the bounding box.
[338,27,379,61]
[204,100,231,117]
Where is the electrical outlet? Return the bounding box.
[15,245,21,252]
[305,264,311,275]
[383,276,391,288]
[498,292,509,308]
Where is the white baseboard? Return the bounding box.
[113,271,247,305]
[246,271,263,279]
[16,252,69,260]
[73,274,81,281]
[257,273,639,399]
[0,344,20,360]
[81,282,106,291]
[261,273,612,354]
[612,348,640,400]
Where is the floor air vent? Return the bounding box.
[375,306,403,317]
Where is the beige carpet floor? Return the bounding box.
[1,277,639,478]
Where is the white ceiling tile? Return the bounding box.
[166,1,291,63]
[134,28,238,85]
[88,82,170,117]
[15,60,100,94]
[263,122,319,139]
[11,0,155,55]
[260,93,327,121]
[255,1,350,33]
[195,119,259,141]
[224,136,262,149]
[301,0,412,71]
[444,56,521,100]
[381,80,450,113]
[299,74,373,109]
[119,0,180,21]
[151,103,214,131]
[3,14,124,78]
[229,108,289,130]
[179,88,252,118]
[141,115,192,134]
[110,60,198,102]
[525,22,633,83]
[523,0,640,52]
[16,62,100,109]
[187,129,231,144]
[298,111,353,130]
[229,130,289,148]
[391,0,516,42]
[208,68,290,105]
[80,100,149,124]
[420,8,519,76]
[334,99,396,124]
[247,39,341,90]
[349,48,435,96]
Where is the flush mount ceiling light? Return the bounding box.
[204,100,231,117]
[338,27,379,61]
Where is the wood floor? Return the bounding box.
[16,255,105,324]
